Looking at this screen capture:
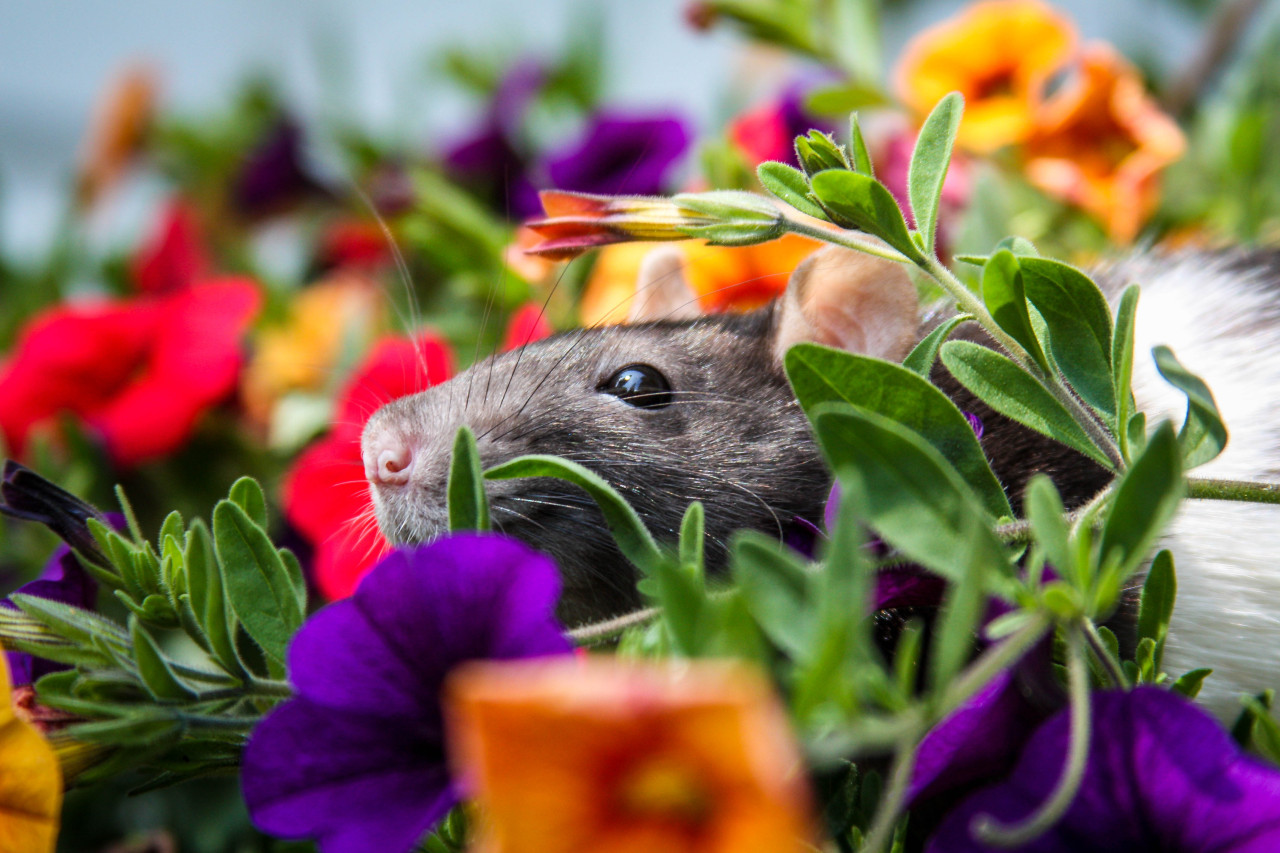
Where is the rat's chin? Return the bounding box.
[368,490,448,547]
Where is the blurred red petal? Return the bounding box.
[334,334,453,438]
[501,304,553,352]
[130,199,209,293]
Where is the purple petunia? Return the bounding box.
[4,544,99,687]
[927,687,1280,852]
[543,111,690,197]
[241,533,572,853]
[233,117,326,217]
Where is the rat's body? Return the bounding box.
[363,246,1280,717]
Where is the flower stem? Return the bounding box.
[937,610,1051,719]
[1187,477,1280,505]
[781,217,910,264]
[973,625,1091,847]
[860,732,920,853]
[567,606,660,644]
[1082,619,1129,689]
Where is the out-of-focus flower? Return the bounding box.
[526,190,783,261]
[501,303,554,352]
[242,535,571,853]
[443,60,546,219]
[315,220,395,273]
[578,233,820,325]
[0,281,261,467]
[130,199,209,294]
[895,0,1076,154]
[0,652,62,853]
[233,117,326,218]
[504,226,559,282]
[928,687,1280,851]
[76,64,156,209]
[544,112,691,197]
[446,657,815,853]
[729,89,831,168]
[281,334,453,599]
[242,272,385,426]
[1024,44,1186,242]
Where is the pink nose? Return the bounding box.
[362,432,415,486]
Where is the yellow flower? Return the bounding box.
[579,234,821,326]
[0,652,62,853]
[895,0,1076,154]
[241,271,384,425]
[1024,43,1185,242]
[76,64,157,209]
[445,658,815,853]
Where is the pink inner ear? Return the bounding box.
[772,247,918,362]
[629,247,703,323]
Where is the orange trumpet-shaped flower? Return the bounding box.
[895,0,1076,154]
[0,653,61,853]
[1024,43,1186,242]
[445,658,815,853]
[579,235,821,326]
[76,64,157,209]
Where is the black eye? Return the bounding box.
[601,364,673,409]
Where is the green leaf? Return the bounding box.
[808,170,922,261]
[130,618,197,701]
[731,532,814,659]
[157,512,185,555]
[757,162,827,220]
[1019,258,1116,423]
[804,83,889,117]
[786,343,1010,518]
[940,340,1114,468]
[981,250,1051,375]
[279,547,308,616]
[849,113,875,177]
[213,501,304,665]
[679,501,705,579]
[68,713,184,747]
[448,426,491,532]
[902,315,968,377]
[1112,285,1140,456]
[1171,668,1212,699]
[228,477,269,530]
[1137,550,1176,652]
[485,455,664,575]
[1025,475,1072,581]
[188,521,244,678]
[810,404,1013,593]
[10,593,129,648]
[795,130,850,176]
[1096,423,1185,611]
[907,91,963,253]
[651,556,708,656]
[1153,346,1228,469]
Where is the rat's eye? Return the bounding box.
[601,364,672,409]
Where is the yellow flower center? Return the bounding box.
[615,757,713,827]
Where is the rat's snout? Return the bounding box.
[362,428,416,487]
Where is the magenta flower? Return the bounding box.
[928,687,1280,852]
[241,534,572,853]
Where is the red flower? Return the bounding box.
[130,199,209,294]
[501,303,554,352]
[316,219,394,272]
[0,281,261,467]
[282,335,454,600]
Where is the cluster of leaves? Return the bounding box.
[0,475,303,792]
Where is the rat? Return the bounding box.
[361,244,1280,718]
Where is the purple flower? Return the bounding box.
[928,687,1280,852]
[241,533,572,853]
[4,544,100,687]
[233,117,325,217]
[1,460,109,567]
[543,111,690,197]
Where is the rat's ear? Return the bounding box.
[773,246,918,362]
[628,247,703,323]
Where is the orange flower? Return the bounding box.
[76,64,157,209]
[241,272,384,427]
[1023,44,1186,242]
[895,0,1076,154]
[579,235,821,326]
[0,652,61,852]
[445,658,815,853]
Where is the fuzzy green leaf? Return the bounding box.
[213,501,304,665]
[1153,346,1228,469]
[757,162,827,220]
[981,250,1051,375]
[448,425,491,532]
[849,113,875,177]
[228,477,269,530]
[808,170,922,261]
[731,532,814,659]
[130,618,196,701]
[902,315,968,377]
[907,91,963,253]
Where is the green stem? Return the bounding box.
[782,217,910,264]
[973,626,1091,847]
[567,606,660,644]
[1187,477,1280,505]
[860,731,920,853]
[1082,619,1129,689]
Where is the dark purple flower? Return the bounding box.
[543,111,690,197]
[4,544,100,686]
[241,534,572,853]
[964,410,985,440]
[928,687,1280,852]
[233,117,325,217]
[1,460,110,567]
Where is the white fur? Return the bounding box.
[1120,253,1280,719]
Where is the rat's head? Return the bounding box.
[361,245,918,625]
